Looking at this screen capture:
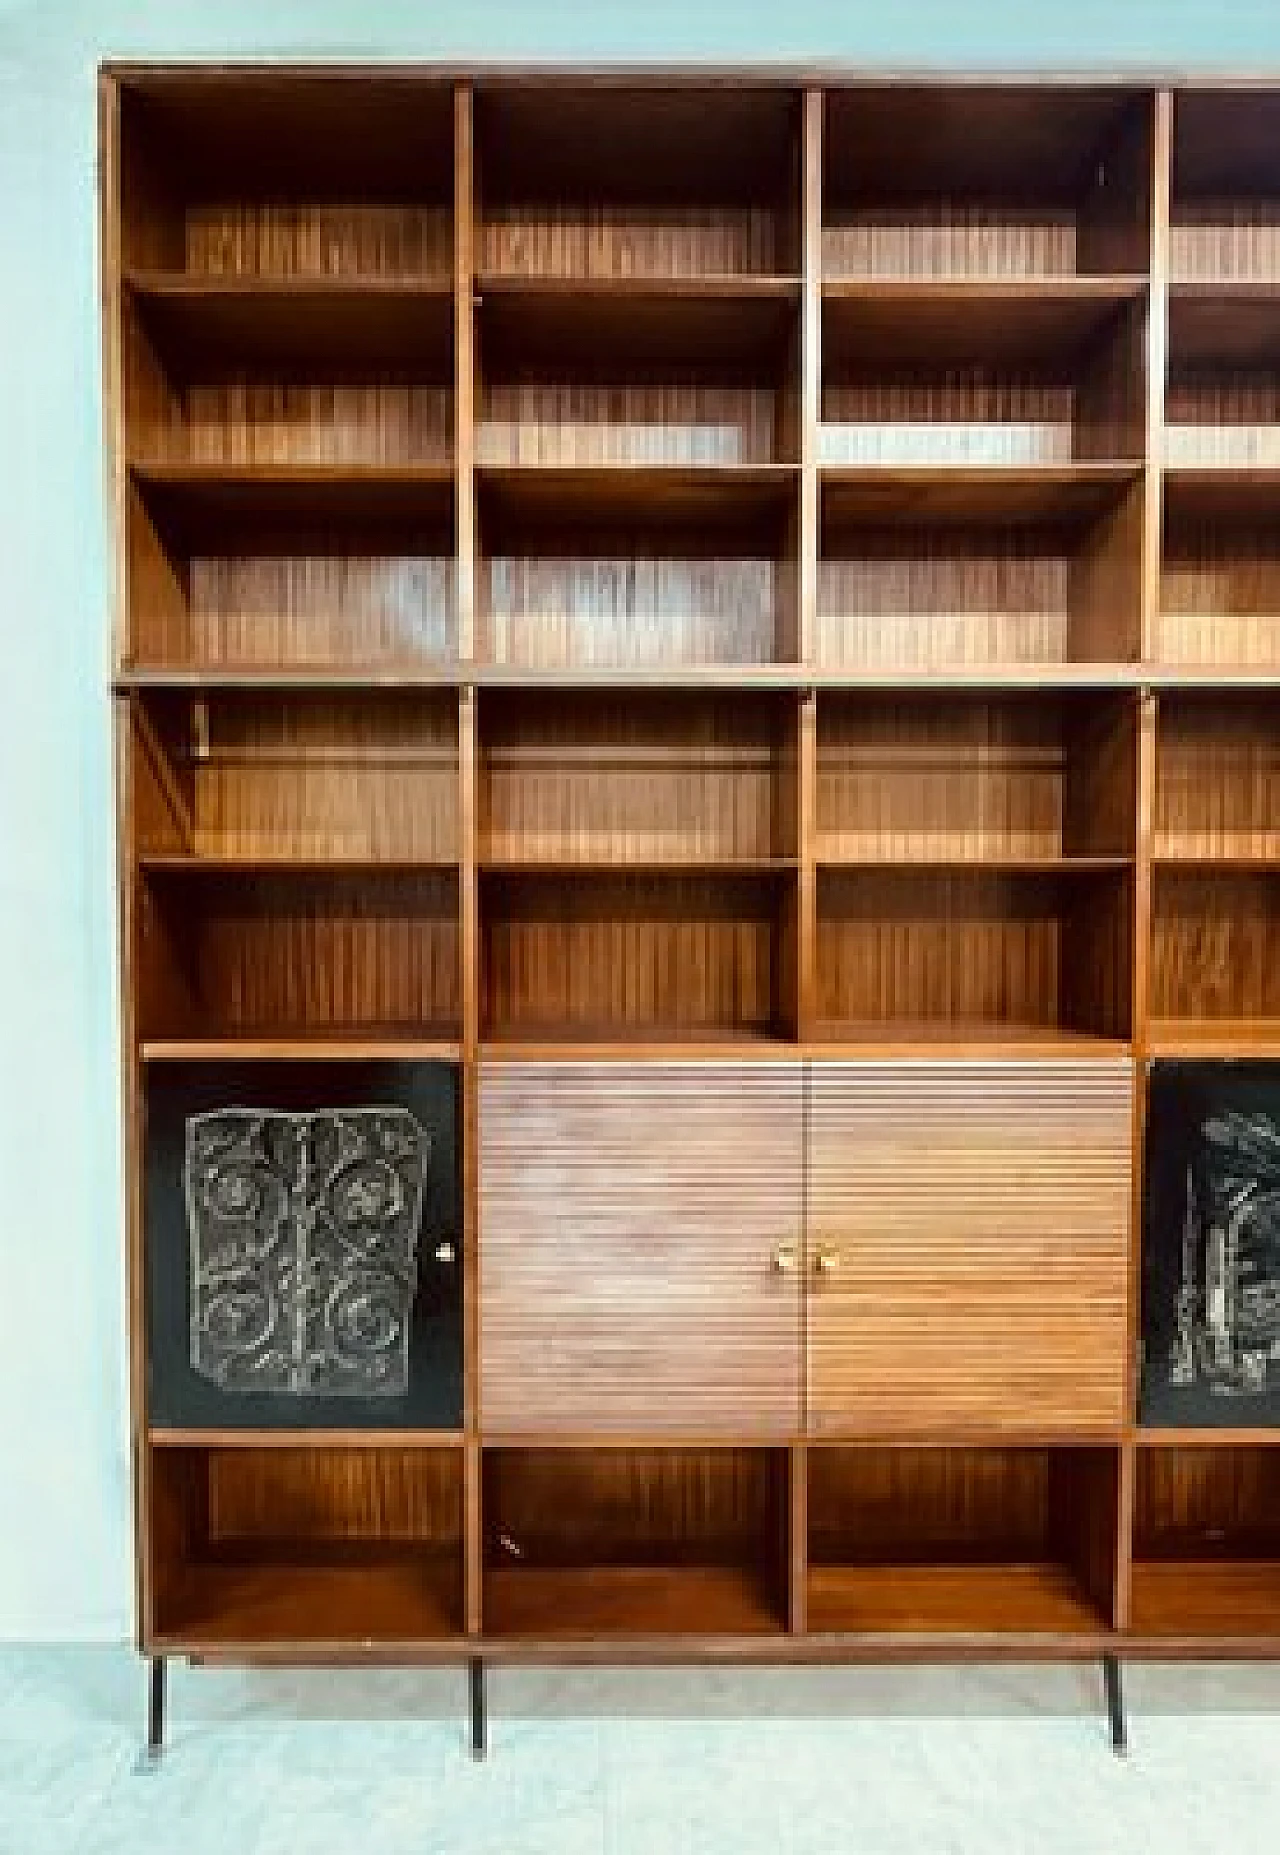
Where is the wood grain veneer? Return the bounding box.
[479,689,795,864]
[481,872,795,1040]
[130,689,459,861]
[135,867,461,1041]
[481,1446,790,1637]
[807,1061,1133,1434]
[149,1444,464,1646]
[107,66,1280,1668]
[1131,1446,1280,1639]
[1160,503,1280,669]
[815,692,1134,862]
[478,1063,802,1434]
[815,867,1133,1038]
[807,1445,1119,1634]
[1154,693,1280,859]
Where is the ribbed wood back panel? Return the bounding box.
[176,376,453,469]
[207,1448,462,1544]
[810,1446,1056,1559]
[188,692,458,860]
[484,1448,779,1560]
[1134,1447,1280,1552]
[1155,696,1280,859]
[1152,870,1280,1022]
[816,524,1074,670]
[482,874,786,1037]
[482,541,780,669]
[187,546,457,667]
[1166,372,1280,469]
[1170,204,1280,283]
[822,209,1079,280]
[1160,517,1280,669]
[479,378,779,468]
[140,870,461,1038]
[186,205,453,279]
[481,207,784,279]
[821,373,1079,469]
[480,692,791,862]
[479,1061,803,1434]
[817,870,1067,1029]
[808,1059,1132,1435]
[817,697,1070,861]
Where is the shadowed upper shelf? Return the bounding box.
[822,278,1145,368]
[126,272,455,367]
[820,463,1142,525]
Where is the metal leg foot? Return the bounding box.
[134,1657,165,1771]
[469,1656,486,1760]
[1102,1654,1126,1756]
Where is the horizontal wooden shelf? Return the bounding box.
[1153,851,1280,870]
[820,462,1143,526]
[478,462,798,524]
[483,1564,783,1639]
[809,1021,1131,1058]
[140,1035,462,1063]
[470,663,806,689]
[149,1428,466,1448]
[478,856,798,876]
[815,854,1132,875]
[155,1548,463,1650]
[113,661,1162,694]
[807,1428,1125,1450]
[115,663,466,692]
[1143,662,1280,689]
[1129,1560,1280,1642]
[807,1563,1108,1638]
[804,661,1142,690]
[125,270,455,365]
[138,853,461,876]
[1169,280,1280,369]
[822,276,1145,367]
[1136,1428,1280,1447]
[1146,1017,1280,1058]
[477,274,800,365]
[1163,467,1280,521]
[479,273,801,299]
[480,1026,798,1059]
[130,459,456,529]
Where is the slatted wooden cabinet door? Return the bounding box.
[808,1060,1133,1436]
[480,1062,803,1434]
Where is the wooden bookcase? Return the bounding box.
[102,69,1280,1749]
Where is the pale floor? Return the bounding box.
[3,1650,1280,1854]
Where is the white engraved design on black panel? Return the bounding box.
[184,1108,430,1397]
[1172,1111,1280,1398]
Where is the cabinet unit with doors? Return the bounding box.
[102,66,1280,1758]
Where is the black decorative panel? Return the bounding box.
[146,1063,462,1430]
[1142,1062,1280,1426]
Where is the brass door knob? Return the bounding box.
[770,1243,799,1274]
[814,1245,841,1277]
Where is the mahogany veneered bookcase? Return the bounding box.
[102,66,1280,1759]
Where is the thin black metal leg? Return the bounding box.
[1102,1654,1126,1756]
[469,1656,486,1760]
[138,1656,165,1768]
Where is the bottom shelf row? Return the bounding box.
[148,1442,1280,1651]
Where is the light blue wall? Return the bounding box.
[1,0,1278,1641]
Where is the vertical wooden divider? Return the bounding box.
[790,84,825,1637]
[101,72,155,1648]
[1116,86,1172,1634]
[454,80,484,1638]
